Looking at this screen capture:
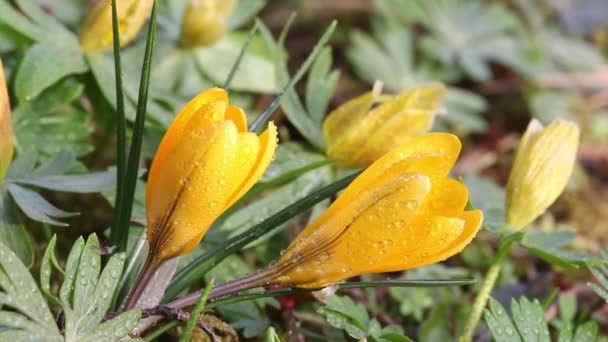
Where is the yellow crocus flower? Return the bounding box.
[0,58,13,180]
[506,118,580,229]
[323,83,447,168]
[146,87,277,265]
[180,0,237,48]
[80,0,154,52]
[262,133,482,288]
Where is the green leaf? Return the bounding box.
[12,104,93,159]
[14,41,87,101]
[15,169,116,193]
[558,294,577,323]
[251,20,336,137]
[318,295,369,339]
[485,296,553,342]
[60,236,85,304]
[462,174,505,232]
[111,0,159,253]
[262,326,281,342]
[7,184,77,226]
[572,321,598,342]
[31,151,75,177]
[0,1,44,42]
[587,251,608,302]
[227,0,266,29]
[305,46,340,124]
[40,235,61,307]
[196,32,277,93]
[80,309,142,342]
[521,231,600,268]
[0,240,62,340]
[0,187,33,266]
[485,298,522,342]
[31,78,84,114]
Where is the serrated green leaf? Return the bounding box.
[511,297,550,342]
[7,184,77,226]
[588,254,608,302]
[0,187,33,266]
[15,41,87,101]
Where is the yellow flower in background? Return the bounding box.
[263,133,482,288]
[146,87,277,265]
[323,82,447,168]
[180,0,237,48]
[506,118,580,229]
[80,0,154,52]
[0,58,13,180]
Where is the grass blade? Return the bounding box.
[110,0,158,252]
[109,0,127,248]
[222,22,259,90]
[206,279,476,308]
[248,20,337,133]
[179,279,214,342]
[163,171,360,300]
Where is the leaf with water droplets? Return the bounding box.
[485,298,522,342]
[0,240,62,340]
[60,236,85,304]
[80,308,142,342]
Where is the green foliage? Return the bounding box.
[0,234,141,341]
[587,251,608,302]
[318,295,413,341]
[485,296,604,342]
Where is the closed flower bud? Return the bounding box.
[80,0,154,52]
[261,133,482,288]
[506,118,580,229]
[0,59,13,180]
[180,0,237,48]
[323,82,447,167]
[146,87,277,265]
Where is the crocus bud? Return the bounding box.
[0,59,13,180]
[146,87,277,265]
[323,82,447,168]
[506,118,580,229]
[180,0,237,48]
[80,0,154,52]
[263,133,482,288]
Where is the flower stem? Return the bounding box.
[124,255,161,310]
[460,243,511,342]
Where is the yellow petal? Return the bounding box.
[224,122,278,209]
[146,88,228,205]
[419,178,469,217]
[324,83,446,167]
[335,133,461,213]
[323,92,374,158]
[225,105,248,132]
[179,0,237,47]
[273,173,432,288]
[412,209,483,268]
[0,58,13,180]
[80,0,154,52]
[147,113,239,261]
[506,119,580,229]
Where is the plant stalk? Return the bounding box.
[460,244,511,342]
